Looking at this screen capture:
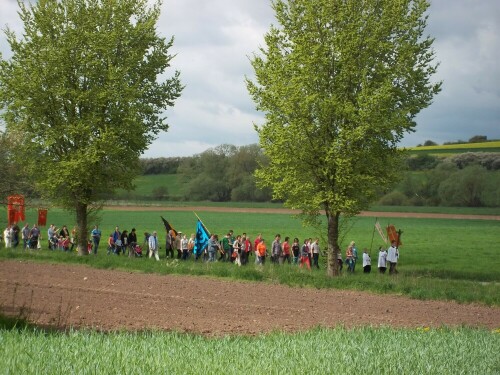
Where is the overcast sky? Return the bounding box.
[1,0,499,157]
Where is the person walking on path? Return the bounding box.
[299,239,311,270]
[257,239,267,265]
[311,238,321,269]
[148,231,160,261]
[378,246,387,274]
[362,248,371,273]
[207,234,220,262]
[387,241,399,274]
[91,225,101,255]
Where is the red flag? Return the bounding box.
[7,195,25,222]
[38,209,48,226]
[386,225,403,246]
[7,209,16,226]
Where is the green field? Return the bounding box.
[1,207,499,305]
[406,141,500,155]
[115,173,183,200]
[2,207,500,374]
[1,324,498,374]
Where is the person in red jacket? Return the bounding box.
[299,239,311,270]
[256,239,267,265]
[282,236,291,264]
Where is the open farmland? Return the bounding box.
[1,206,499,374]
[406,141,500,155]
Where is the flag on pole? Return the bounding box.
[193,219,210,256]
[7,194,25,223]
[375,219,387,244]
[37,208,48,226]
[161,216,178,237]
[386,224,403,246]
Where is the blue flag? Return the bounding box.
[193,220,210,256]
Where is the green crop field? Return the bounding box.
[406,141,500,155]
[2,206,500,374]
[1,324,498,374]
[115,173,183,200]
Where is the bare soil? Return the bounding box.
[1,260,499,335]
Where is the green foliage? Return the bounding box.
[0,132,35,200]
[247,0,441,275]
[177,144,272,202]
[151,186,169,200]
[438,165,490,207]
[405,154,439,171]
[468,135,488,143]
[450,152,500,171]
[378,191,408,206]
[0,0,182,251]
[139,157,187,175]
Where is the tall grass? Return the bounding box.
[1,326,498,374]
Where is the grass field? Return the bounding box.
[1,207,499,305]
[406,141,500,155]
[2,207,500,374]
[115,173,183,200]
[0,323,498,374]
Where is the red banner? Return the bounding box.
[386,225,403,246]
[7,209,16,226]
[7,195,25,223]
[38,209,48,227]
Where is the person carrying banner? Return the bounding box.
[387,241,399,274]
[165,230,175,259]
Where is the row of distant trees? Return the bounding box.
[2,135,498,208]
[417,135,494,147]
[133,144,500,207]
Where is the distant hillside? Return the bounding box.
[406,141,500,155]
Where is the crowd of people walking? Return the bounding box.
[2,224,399,274]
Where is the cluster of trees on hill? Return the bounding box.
[383,153,500,207]
[176,144,272,202]
[417,135,495,147]
[134,145,500,207]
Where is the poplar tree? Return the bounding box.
[0,0,182,254]
[247,0,441,275]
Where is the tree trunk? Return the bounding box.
[75,202,88,256]
[326,210,341,277]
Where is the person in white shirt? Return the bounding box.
[377,246,387,274]
[311,238,321,269]
[362,248,371,273]
[4,225,12,248]
[181,234,189,260]
[148,231,159,261]
[387,241,399,274]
